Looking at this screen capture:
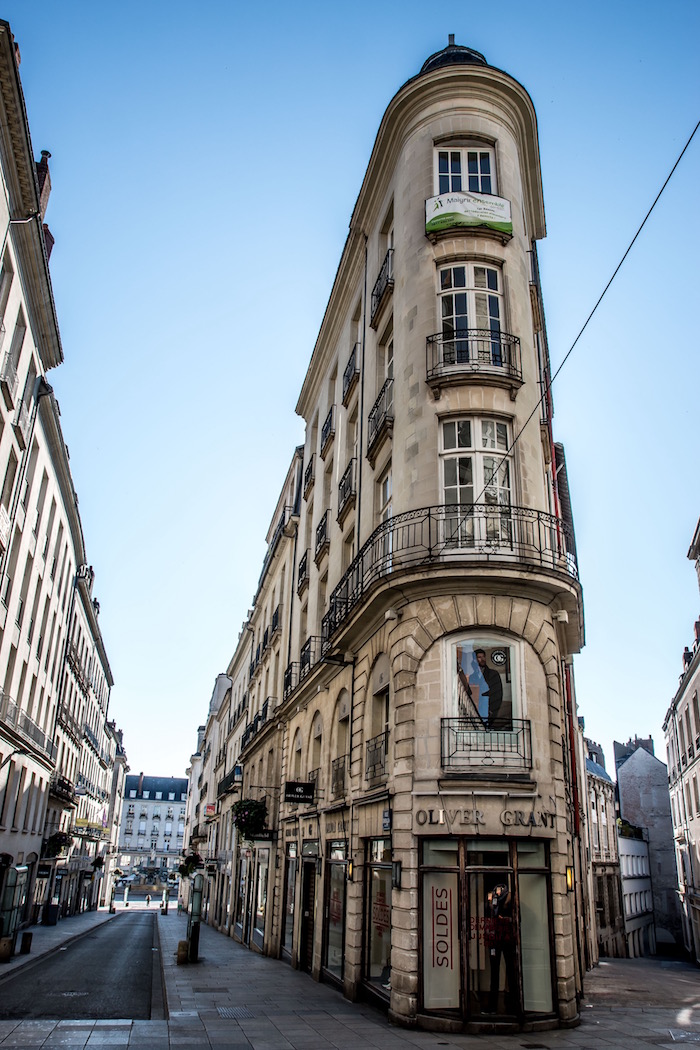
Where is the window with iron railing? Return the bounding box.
[320,406,335,459]
[342,343,360,404]
[315,511,330,561]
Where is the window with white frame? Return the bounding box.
[440,417,512,546]
[435,146,496,195]
[438,262,503,365]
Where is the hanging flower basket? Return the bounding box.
[231,798,267,841]
[44,831,71,858]
[178,851,203,878]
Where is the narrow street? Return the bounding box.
[0,912,163,1021]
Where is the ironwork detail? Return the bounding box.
[426,329,522,387]
[367,378,393,464]
[370,248,394,327]
[441,717,532,771]
[365,730,388,781]
[322,503,578,647]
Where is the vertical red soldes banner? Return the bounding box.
[432,884,453,970]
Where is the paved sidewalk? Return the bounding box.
[0,903,699,1047]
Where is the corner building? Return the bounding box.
[229,40,585,1031]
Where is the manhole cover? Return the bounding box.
[217,1006,254,1019]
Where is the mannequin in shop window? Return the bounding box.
[485,882,517,1013]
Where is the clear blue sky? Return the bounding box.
[4,1,699,779]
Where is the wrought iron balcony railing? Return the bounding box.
[0,688,56,761]
[271,604,280,636]
[367,378,393,464]
[320,406,335,458]
[426,329,522,387]
[337,458,356,524]
[297,549,310,594]
[365,730,388,781]
[441,717,532,772]
[315,510,330,562]
[217,767,242,798]
[49,774,77,806]
[304,456,315,499]
[284,663,299,699]
[254,504,294,603]
[322,503,578,646]
[0,350,18,407]
[300,636,324,681]
[331,754,348,798]
[370,248,394,327]
[342,342,360,404]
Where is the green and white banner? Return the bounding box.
[426,192,512,236]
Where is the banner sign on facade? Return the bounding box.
[426,192,512,236]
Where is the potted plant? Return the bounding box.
[231,798,267,841]
[178,851,203,878]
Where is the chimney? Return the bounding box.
[36,150,51,219]
[448,34,455,46]
[138,772,144,795]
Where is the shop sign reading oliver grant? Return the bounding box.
[414,803,556,835]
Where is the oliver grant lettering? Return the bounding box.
[500,809,555,828]
[415,809,485,826]
[415,807,556,830]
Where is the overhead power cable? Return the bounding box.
[469,117,700,511]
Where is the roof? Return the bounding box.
[419,38,487,75]
[125,775,188,796]
[586,757,613,783]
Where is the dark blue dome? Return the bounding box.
[420,36,487,75]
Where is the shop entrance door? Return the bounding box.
[300,861,316,972]
[465,871,518,1017]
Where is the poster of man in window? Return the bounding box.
[454,640,513,728]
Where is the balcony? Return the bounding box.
[342,343,360,405]
[331,754,348,799]
[370,249,394,329]
[426,329,522,398]
[300,636,324,681]
[441,717,532,773]
[337,459,356,525]
[314,510,330,564]
[283,663,299,699]
[320,406,335,460]
[0,504,9,551]
[0,687,56,761]
[49,773,77,807]
[13,399,30,450]
[322,503,578,647]
[297,549,310,595]
[366,379,394,467]
[217,766,242,798]
[304,456,315,500]
[271,604,281,637]
[365,731,388,781]
[0,350,18,408]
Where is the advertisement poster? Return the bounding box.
[453,639,513,727]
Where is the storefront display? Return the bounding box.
[323,841,347,981]
[365,838,392,996]
[420,838,554,1019]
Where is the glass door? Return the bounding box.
[281,846,298,959]
[365,839,392,996]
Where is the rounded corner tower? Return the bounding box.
[240,36,586,1036]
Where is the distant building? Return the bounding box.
[584,740,625,957]
[617,819,654,957]
[664,515,700,961]
[117,774,187,884]
[615,737,681,954]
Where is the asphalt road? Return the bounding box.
[0,911,164,1020]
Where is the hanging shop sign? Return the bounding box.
[284,781,315,804]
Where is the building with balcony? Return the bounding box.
[614,736,680,956]
[0,20,120,934]
[185,38,587,1031]
[664,523,700,961]
[584,741,624,958]
[117,773,187,884]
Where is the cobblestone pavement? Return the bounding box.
[0,903,698,1047]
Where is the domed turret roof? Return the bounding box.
[420,35,487,75]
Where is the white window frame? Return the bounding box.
[439,416,513,547]
[438,262,504,366]
[435,145,497,196]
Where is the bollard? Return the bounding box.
[176,940,188,965]
[20,931,32,955]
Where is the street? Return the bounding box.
[0,911,163,1021]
